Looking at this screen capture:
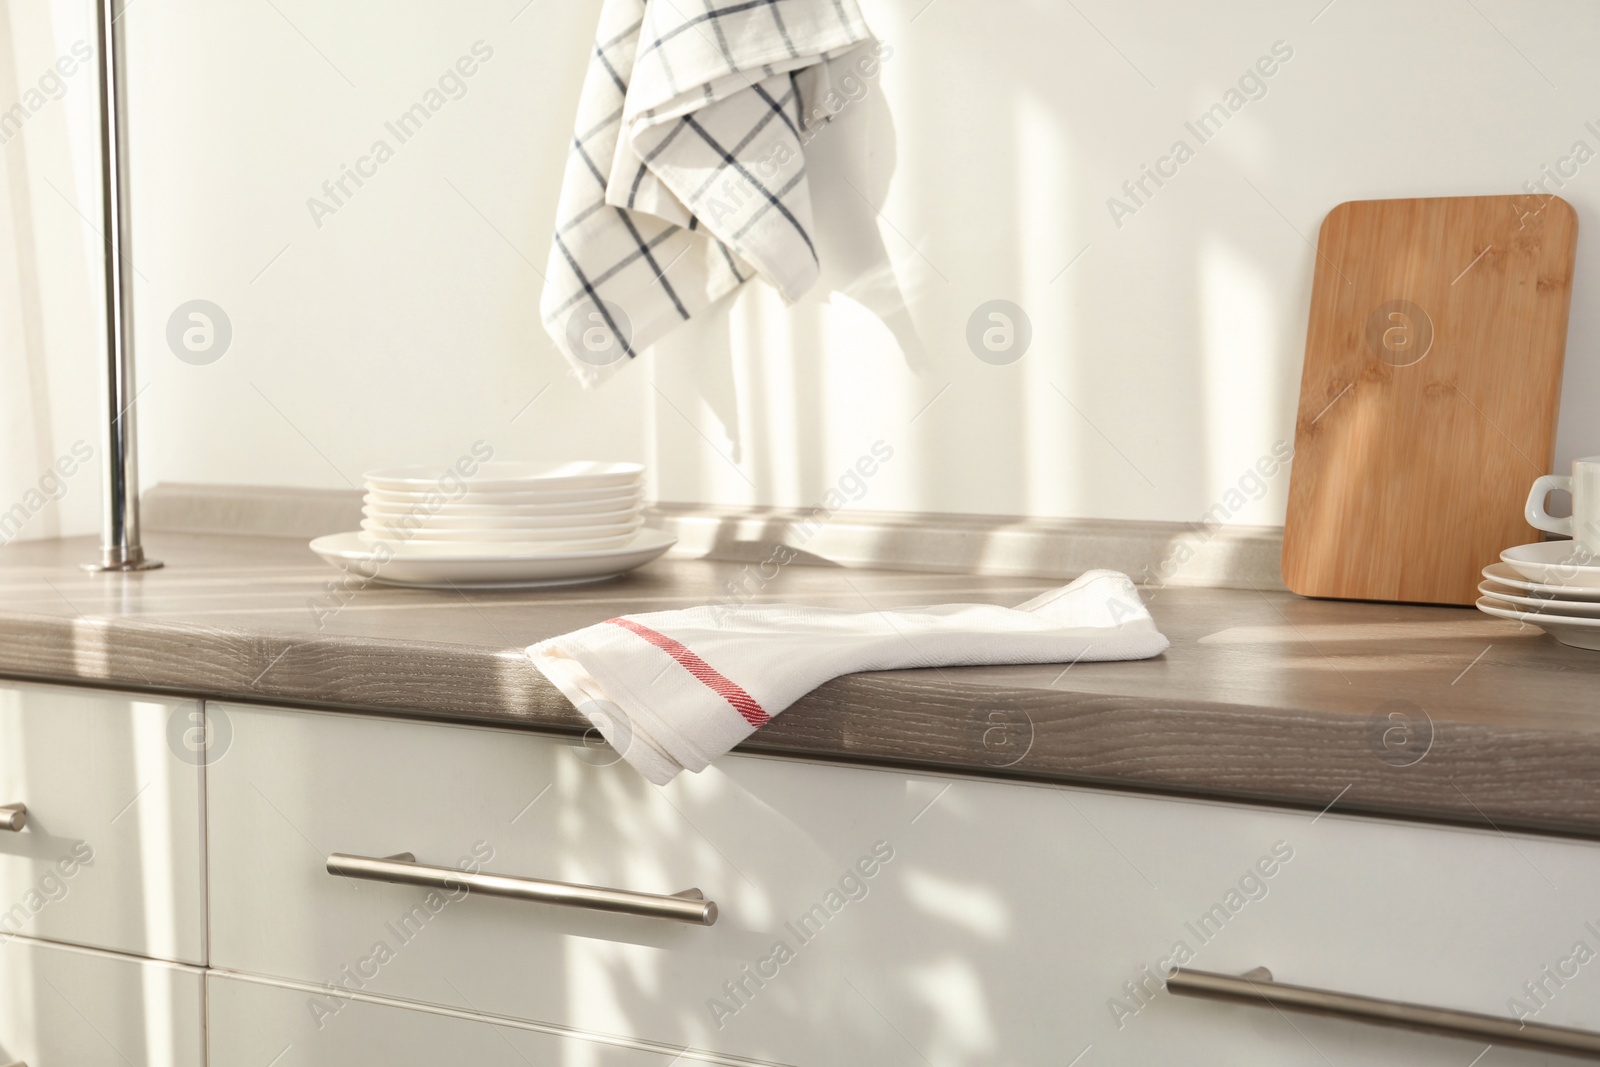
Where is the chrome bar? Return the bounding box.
[326,852,717,926]
[83,0,159,573]
[1168,967,1600,1060]
[0,804,24,832]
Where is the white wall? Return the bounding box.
[0,0,106,543]
[6,0,1600,540]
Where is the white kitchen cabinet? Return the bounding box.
[208,970,768,1066]
[0,935,204,1067]
[0,682,206,963]
[205,701,1600,1066]
[207,702,910,1063]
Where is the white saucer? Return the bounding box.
[1478,581,1600,618]
[309,528,677,589]
[1475,596,1600,650]
[1480,562,1600,601]
[1501,542,1600,589]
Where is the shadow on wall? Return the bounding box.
[811,77,927,376]
[645,0,1316,530]
[660,50,918,480]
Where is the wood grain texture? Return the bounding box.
[1283,194,1578,606]
[3,533,1600,838]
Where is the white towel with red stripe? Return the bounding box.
[528,570,1169,784]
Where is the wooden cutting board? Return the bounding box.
[1282,194,1578,606]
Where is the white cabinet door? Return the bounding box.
[209,971,762,1066]
[208,703,920,1063]
[846,781,1600,1067]
[206,702,1600,1066]
[0,681,206,963]
[0,935,204,1067]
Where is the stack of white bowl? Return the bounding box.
[360,461,645,552]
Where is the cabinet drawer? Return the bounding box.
[0,681,206,962]
[208,702,1600,1066]
[209,971,761,1066]
[209,703,911,1063]
[0,935,204,1067]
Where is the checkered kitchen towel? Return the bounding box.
[541,0,877,386]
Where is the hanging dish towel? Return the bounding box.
[540,0,877,385]
[529,570,1170,784]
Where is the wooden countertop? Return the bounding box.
[2,533,1597,838]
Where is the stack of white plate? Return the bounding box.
[309,462,675,589]
[1477,542,1600,650]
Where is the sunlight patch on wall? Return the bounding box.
[1017,91,1077,517]
[729,285,801,505]
[819,289,911,505]
[1198,235,1282,525]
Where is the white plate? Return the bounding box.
[310,529,678,588]
[365,462,643,494]
[1501,541,1600,589]
[345,531,640,556]
[1476,596,1600,650]
[1480,562,1600,601]
[363,497,641,521]
[357,526,639,552]
[359,520,642,540]
[364,485,644,508]
[1478,581,1600,618]
[360,505,640,531]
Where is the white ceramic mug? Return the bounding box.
[1527,457,1600,553]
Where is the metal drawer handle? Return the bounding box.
[326,852,717,926]
[0,804,24,832]
[1169,967,1600,1060]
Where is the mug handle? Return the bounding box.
[1526,474,1574,537]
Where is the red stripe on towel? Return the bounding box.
[606,618,771,728]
